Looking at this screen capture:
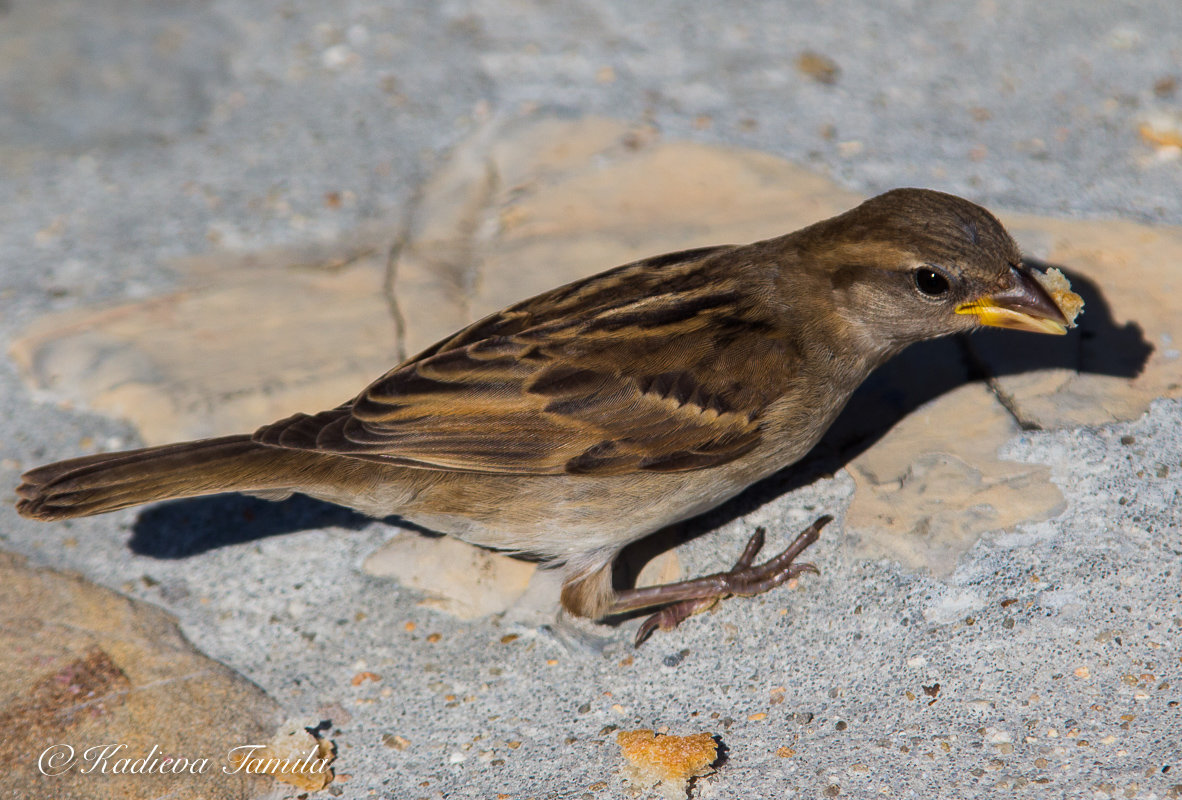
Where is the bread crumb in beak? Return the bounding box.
[1033,267,1084,328]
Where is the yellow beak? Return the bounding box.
[956,265,1070,335]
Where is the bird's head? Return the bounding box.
[794,188,1070,352]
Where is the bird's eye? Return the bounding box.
[914,267,950,297]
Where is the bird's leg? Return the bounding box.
[608,515,831,646]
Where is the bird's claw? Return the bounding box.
[631,515,831,646]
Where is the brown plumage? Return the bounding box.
[16,189,1072,641]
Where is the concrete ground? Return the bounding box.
[1,1,1180,798]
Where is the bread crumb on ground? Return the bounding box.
[617,728,719,799]
[229,723,335,792]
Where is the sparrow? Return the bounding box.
[16,188,1073,643]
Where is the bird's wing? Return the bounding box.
[254,246,799,476]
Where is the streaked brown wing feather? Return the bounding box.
[255,245,798,476]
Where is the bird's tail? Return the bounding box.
[15,435,331,521]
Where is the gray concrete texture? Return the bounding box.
[1,1,1180,799]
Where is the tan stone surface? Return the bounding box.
[0,551,282,800]
[11,230,396,445]
[362,533,537,620]
[9,114,1180,590]
[844,383,1064,575]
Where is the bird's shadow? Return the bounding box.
[129,493,381,558]
[130,263,1150,580]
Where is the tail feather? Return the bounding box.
[15,435,327,521]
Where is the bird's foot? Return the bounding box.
[609,515,831,647]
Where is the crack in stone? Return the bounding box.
[466,156,502,322]
[956,334,1043,431]
[382,145,502,365]
[985,377,1043,431]
[382,172,429,366]
[383,232,409,364]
